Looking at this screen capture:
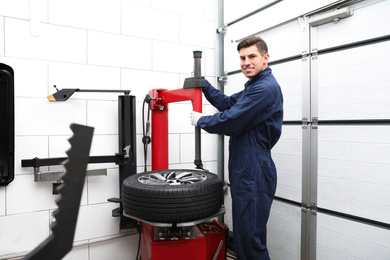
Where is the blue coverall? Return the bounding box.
[197,66,283,260]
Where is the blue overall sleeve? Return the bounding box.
[199,81,276,137]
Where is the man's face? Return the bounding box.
[239,45,269,80]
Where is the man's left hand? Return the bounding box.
[190,111,203,126]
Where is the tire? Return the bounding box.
[122,169,224,223]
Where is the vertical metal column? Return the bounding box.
[309,25,319,260]
[193,51,203,169]
[300,23,319,260]
[118,95,138,230]
[300,20,315,260]
[216,0,225,224]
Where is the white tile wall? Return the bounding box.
[87,100,118,135]
[169,133,180,164]
[152,41,203,74]
[72,203,120,241]
[15,98,87,136]
[122,0,152,7]
[89,234,140,260]
[6,175,57,214]
[180,16,215,49]
[122,4,180,43]
[0,211,49,256]
[152,0,181,14]
[87,168,120,205]
[87,31,152,70]
[204,48,216,77]
[0,0,30,20]
[49,62,121,101]
[121,68,180,103]
[49,0,121,34]
[1,57,48,98]
[5,18,87,63]
[15,136,49,174]
[1,0,218,258]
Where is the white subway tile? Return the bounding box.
[72,203,120,241]
[6,174,57,214]
[0,57,48,98]
[88,31,152,70]
[122,4,179,43]
[122,68,180,103]
[0,0,29,19]
[169,133,180,164]
[201,133,218,161]
[179,0,205,19]
[49,0,120,34]
[136,134,151,168]
[204,48,216,77]
[0,211,49,256]
[5,18,87,63]
[90,135,118,155]
[89,234,139,260]
[204,161,218,174]
[0,17,4,56]
[0,187,5,216]
[121,0,151,7]
[168,103,193,133]
[152,41,202,74]
[15,97,87,136]
[49,62,121,101]
[87,100,118,135]
[15,136,49,175]
[180,15,215,49]
[135,102,144,135]
[152,0,181,14]
[169,162,195,169]
[180,133,194,163]
[87,168,120,205]
[205,0,216,21]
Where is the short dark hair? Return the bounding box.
[237,36,268,55]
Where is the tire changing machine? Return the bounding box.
[125,51,227,260]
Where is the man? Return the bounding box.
[190,36,283,259]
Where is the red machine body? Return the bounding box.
[141,221,226,260]
[148,87,202,171]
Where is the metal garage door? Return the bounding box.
[310,1,390,259]
[221,0,390,259]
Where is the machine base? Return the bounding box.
[141,220,226,260]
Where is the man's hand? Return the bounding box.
[190,111,203,126]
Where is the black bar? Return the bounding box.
[283,120,302,125]
[319,119,390,125]
[274,196,302,207]
[21,155,118,168]
[78,89,130,94]
[318,34,390,55]
[269,54,302,66]
[227,0,283,27]
[318,207,390,230]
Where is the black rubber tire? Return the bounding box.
[122,169,224,223]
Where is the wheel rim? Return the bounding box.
[137,171,207,185]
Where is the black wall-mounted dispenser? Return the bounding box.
[0,63,14,186]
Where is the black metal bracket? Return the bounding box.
[21,94,138,231]
[0,63,14,186]
[47,86,131,102]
